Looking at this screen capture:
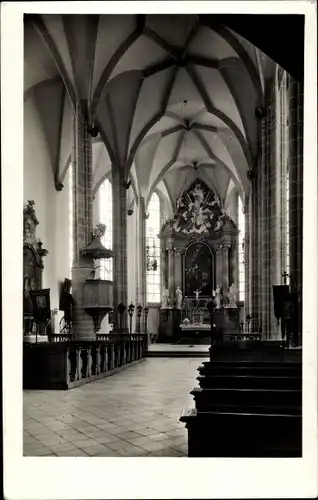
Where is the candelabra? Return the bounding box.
[246,314,252,334]
[117,303,126,333]
[136,305,143,334]
[144,307,149,335]
[128,302,135,334]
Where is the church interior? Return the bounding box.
[22,13,303,458]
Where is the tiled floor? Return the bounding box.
[23,357,207,457]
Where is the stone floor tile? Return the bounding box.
[34,434,67,447]
[147,432,171,441]
[56,449,89,457]
[126,435,154,447]
[81,444,113,456]
[166,428,187,438]
[24,447,52,456]
[136,439,176,453]
[103,425,128,435]
[171,443,188,454]
[71,438,99,449]
[106,439,132,452]
[48,442,79,453]
[56,429,87,440]
[90,448,121,457]
[117,445,149,456]
[152,448,185,457]
[115,431,143,440]
[94,434,120,445]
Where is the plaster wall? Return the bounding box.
[24,96,70,312]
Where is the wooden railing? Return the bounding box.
[23,334,148,390]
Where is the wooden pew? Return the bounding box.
[179,340,302,457]
[197,374,302,390]
[191,386,302,411]
[180,408,302,457]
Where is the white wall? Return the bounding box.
[24,97,70,312]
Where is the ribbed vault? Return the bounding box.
[24,14,280,205]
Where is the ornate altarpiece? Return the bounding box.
[158,180,240,341]
[23,201,48,336]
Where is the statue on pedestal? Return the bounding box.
[175,286,183,309]
[161,287,170,309]
[214,285,222,309]
[227,283,238,308]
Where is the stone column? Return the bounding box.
[112,166,128,331]
[136,197,147,308]
[71,100,95,341]
[288,77,303,344]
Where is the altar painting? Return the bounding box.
[184,242,214,298]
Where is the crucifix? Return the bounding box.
[194,289,201,302]
[282,271,289,285]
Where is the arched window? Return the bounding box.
[238,196,245,301]
[99,178,113,280]
[69,163,73,278]
[146,192,161,303]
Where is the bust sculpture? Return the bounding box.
[175,286,183,309]
[227,283,238,308]
[161,287,170,309]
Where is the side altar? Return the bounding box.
[157,180,242,342]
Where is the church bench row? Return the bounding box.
[191,386,302,410]
[208,340,302,363]
[180,408,302,457]
[198,362,302,377]
[197,374,302,390]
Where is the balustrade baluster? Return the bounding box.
[87,347,92,377]
[95,346,100,375]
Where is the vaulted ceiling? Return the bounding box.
[24,14,278,209]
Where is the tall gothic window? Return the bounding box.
[99,178,113,280]
[69,163,73,278]
[238,196,245,301]
[146,192,161,303]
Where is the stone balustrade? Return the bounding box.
[23,334,148,390]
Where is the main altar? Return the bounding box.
[157,180,242,343]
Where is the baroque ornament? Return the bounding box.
[173,181,226,235]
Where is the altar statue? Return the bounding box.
[194,288,202,305]
[161,287,170,309]
[175,286,183,309]
[214,285,222,309]
[227,283,238,308]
